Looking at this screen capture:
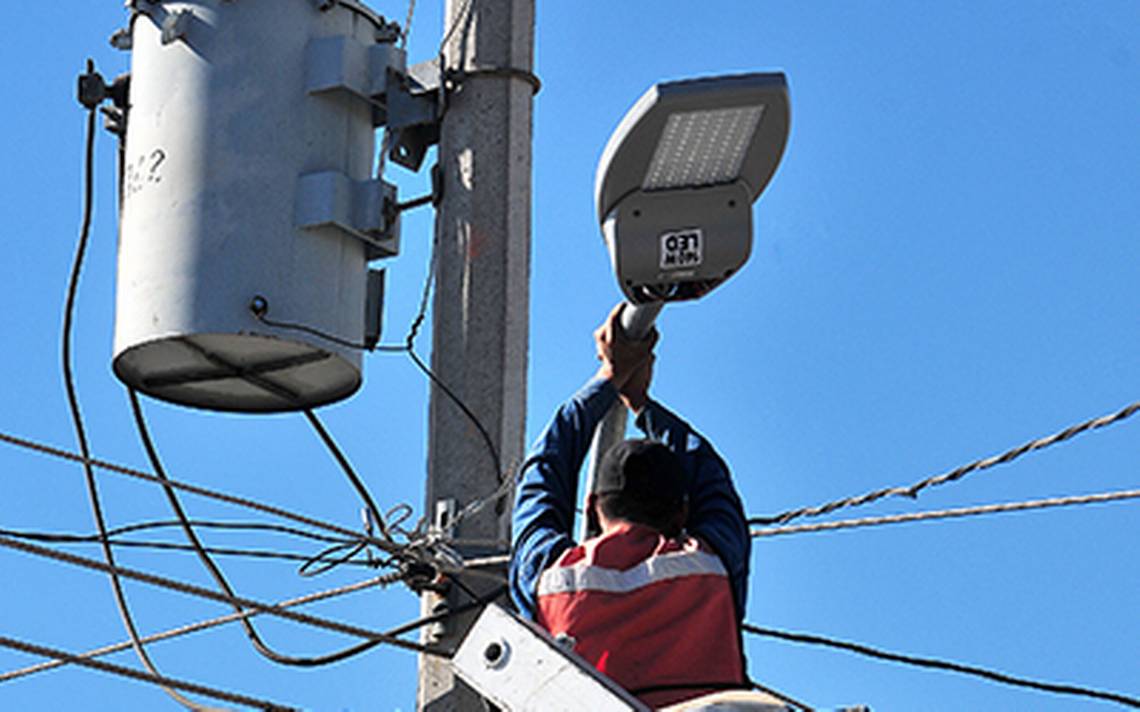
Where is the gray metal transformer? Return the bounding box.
[113,0,401,412]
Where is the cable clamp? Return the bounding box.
[445,66,542,95]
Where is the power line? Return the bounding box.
[67,66,204,712]
[0,534,447,658]
[0,634,295,711]
[1,580,505,686]
[249,217,505,490]
[0,429,502,584]
[302,409,393,545]
[750,399,1140,526]
[439,0,476,51]
[101,519,352,545]
[751,488,1140,538]
[129,388,410,668]
[742,624,1140,709]
[400,232,506,488]
[0,573,398,684]
[0,528,375,568]
[0,430,399,555]
[400,0,416,48]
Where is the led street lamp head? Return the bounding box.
[595,73,790,304]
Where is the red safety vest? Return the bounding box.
[536,522,744,708]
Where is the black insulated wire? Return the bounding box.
[302,409,392,543]
[0,534,445,658]
[0,635,296,711]
[129,389,403,668]
[65,60,213,712]
[743,624,1140,709]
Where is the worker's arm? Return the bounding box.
[509,376,619,619]
[634,401,751,620]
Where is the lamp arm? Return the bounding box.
[580,301,664,539]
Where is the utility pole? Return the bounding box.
[417,0,535,709]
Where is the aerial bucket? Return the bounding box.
[113,0,398,412]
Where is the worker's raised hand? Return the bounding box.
[594,303,657,396]
[618,353,653,413]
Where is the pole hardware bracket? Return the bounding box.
[384,58,443,171]
[77,63,130,111]
[295,172,402,261]
[304,36,442,173]
[160,9,193,45]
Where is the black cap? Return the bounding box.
[594,439,686,504]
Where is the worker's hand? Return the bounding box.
[618,353,653,413]
[594,303,657,391]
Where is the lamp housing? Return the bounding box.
[595,73,790,304]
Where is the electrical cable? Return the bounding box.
[298,541,371,577]
[750,398,1140,526]
[0,573,406,684]
[0,635,294,711]
[0,533,447,657]
[0,518,357,549]
[751,488,1140,538]
[742,624,1140,709]
[399,226,505,488]
[249,298,409,353]
[400,0,416,49]
[439,0,476,52]
[0,430,401,555]
[129,389,414,667]
[405,347,504,483]
[248,244,505,490]
[4,581,504,686]
[303,409,393,543]
[0,527,376,568]
[65,63,212,712]
[99,519,353,546]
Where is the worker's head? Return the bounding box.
[588,439,687,538]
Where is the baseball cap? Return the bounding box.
[594,438,686,504]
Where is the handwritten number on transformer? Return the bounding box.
[125,149,166,198]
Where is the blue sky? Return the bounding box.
[1,2,1137,710]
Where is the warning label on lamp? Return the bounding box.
[659,229,703,270]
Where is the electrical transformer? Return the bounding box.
[112,0,404,412]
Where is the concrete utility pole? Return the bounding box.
[417,0,535,709]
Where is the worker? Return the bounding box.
[510,304,752,708]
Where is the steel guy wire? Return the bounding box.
[128,389,407,668]
[742,624,1140,709]
[0,534,448,657]
[0,635,295,711]
[751,487,1140,538]
[750,398,1140,526]
[66,67,209,712]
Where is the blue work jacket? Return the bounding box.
[509,377,751,622]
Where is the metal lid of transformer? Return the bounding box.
[594,73,791,224]
[128,0,393,33]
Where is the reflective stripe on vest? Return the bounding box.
[537,548,727,597]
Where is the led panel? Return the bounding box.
[642,105,765,190]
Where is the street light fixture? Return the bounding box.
[595,72,790,307]
[583,72,791,538]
